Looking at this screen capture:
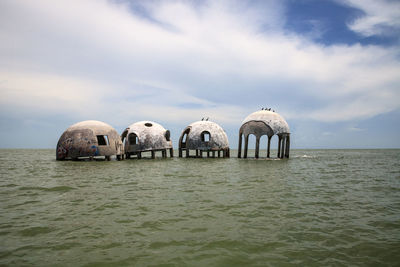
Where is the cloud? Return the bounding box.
[339,0,400,37]
[0,0,399,129]
[348,127,364,132]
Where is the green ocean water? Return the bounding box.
[0,149,399,266]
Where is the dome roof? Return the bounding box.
[184,120,229,150]
[125,121,172,151]
[57,120,122,160]
[66,120,115,134]
[242,110,290,134]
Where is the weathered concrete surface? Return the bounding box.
[56,120,123,160]
[122,121,173,158]
[242,110,290,135]
[179,120,230,157]
[238,110,290,159]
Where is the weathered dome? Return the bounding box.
[182,121,229,150]
[238,110,291,159]
[242,110,290,135]
[122,121,172,152]
[67,120,116,133]
[56,120,123,160]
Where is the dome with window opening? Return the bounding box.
[121,121,173,159]
[56,120,123,160]
[179,120,230,158]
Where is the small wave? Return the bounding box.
[18,186,75,192]
[293,154,316,159]
[19,226,54,237]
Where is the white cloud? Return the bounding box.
[0,0,399,128]
[339,0,400,36]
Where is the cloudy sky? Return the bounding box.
[1,0,399,149]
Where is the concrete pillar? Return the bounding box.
[244,134,249,158]
[179,148,182,158]
[162,149,166,158]
[207,151,210,158]
[170,148,174,158]
[267,136,271,158]
[138,152,141,159]
[196,150,199,157]
[280,136,286,159]
[151,151,155,159]
[186,149,189,158]
[212,151,215,158]
[277,136,281,158]
[285,135,290,158]
[218,150,221,158]
[200,150,203,158]
[255,136,260,158]
[238,133,242,158]
[227,148,230,158]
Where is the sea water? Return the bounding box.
[0,149,399,266]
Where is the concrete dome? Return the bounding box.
[122,121,173,158]
[56,120,123,160]
[179,120,230,158]
[67,120,115,132]
[238,110,291,159]
[242,110,290,135]
[184,121,229,150]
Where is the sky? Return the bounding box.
[0,0,399,149]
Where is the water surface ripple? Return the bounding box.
[0,149,399,266]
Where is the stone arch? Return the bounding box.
[179,127,191,148]
[238,121,285,158]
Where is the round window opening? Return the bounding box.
[145,123,153,127]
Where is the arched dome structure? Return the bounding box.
[238,110,291,158]
[121,121,173,159]
[179,120,230,158]
[56,120,123,160]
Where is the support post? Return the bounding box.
[162,149,166,158]
[212,151,215,158]
[244,134,249,158]
[138,152,141,159]
[196,150,199,157]
[200,150,203,158]
[277,136,282,158]
[267,136,271,158]
[151,151,155,159]
[186,149,189,158]
[255,136,260,158]
[207,151,210,158]
[280,136,286,159]
[218,150,221,158]
[170,148,174,158]
[285,135,290,158]
[179,148,182,158]
[238,133,242,158]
